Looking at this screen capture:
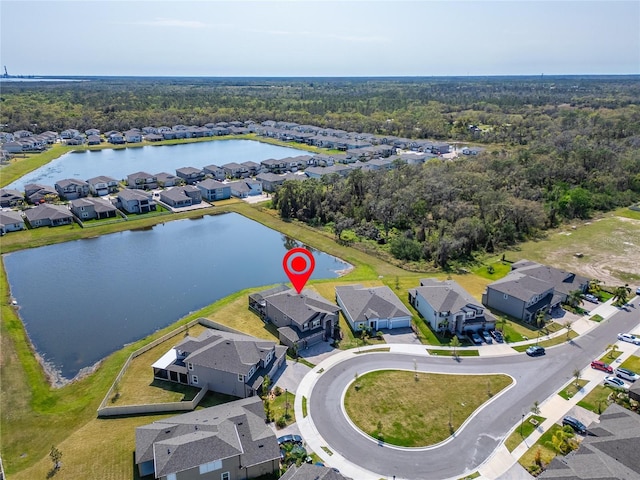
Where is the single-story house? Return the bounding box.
[409,279,495,335]
[335,284,413,332]
[152,327,286,398]
[0,210,26,234]
[127,171,158,190]
[24,204,73,228]
[256,172,307,192]
[159,186,202,208]
[176,166,205,185]
[70,197,118,220]
[0,188,24,208]
[116,189,156,214]
[87,176,119,196]
[482,260,588,323]
[54,178,90,200]
[228,180,262,198]
[196,178,231,201]
[249,286,340,350]
[135,396,280,480]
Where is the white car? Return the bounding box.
[604,376,630,391]
[617,333,640,345]
[615,367,640,382]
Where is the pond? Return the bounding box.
[3,213,350,382]
[7,139,310,191]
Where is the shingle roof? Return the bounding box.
[197,178,226,190]
[0,210,24,225]
[335,284,411,322]
[410,279,484,315]
[280,463,351,480]
[264,288,340,328]
[136,397,279,477]
[24,204,72,222]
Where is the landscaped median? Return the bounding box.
[343,370,513,447]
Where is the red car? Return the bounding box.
[591,360,613,373]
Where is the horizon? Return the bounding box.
[1,1,638,77]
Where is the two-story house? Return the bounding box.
[202,164,226,181]
[159,185,202,208]
[70,197,118,220]
[86,176,119,196]
[116,189,157,214]
[175,166,205,185]
[0,188,24,208]
[54,178,90,200]
[196,178,231,201]
[249,286,340,350]
[151,327,286,398]
[127,171,158,190]
[409,279,495,335]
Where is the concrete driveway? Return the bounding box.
[271,359,311,395]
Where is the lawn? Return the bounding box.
[518,424,565,474]
[620,355,640,372]
[512,330,579,352]
[576,385,613,414]
[426,349,479,357]
[599,350,623,363]
[558,379,589,400]
[344,370,512,447]
[270,390,295,428]
[504,415,546,452]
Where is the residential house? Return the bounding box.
[60,129,80,139]
[151,327,286,398]
[228,180,262,198]
[87,134,102,145]
[261,158,289,173]
[175,166,205,185]
[145,133,163,142]
[24,184,59,204]
[409,279,495,335]
[24,204,73,228]
[116,189,157,214]
[304,165,352,179]
[481,260,588,323]
[431,143,451,155]
[107,132,125,144]
[280,463,351,480]
[629,379,640,403]
[87,176,119,196]
[0,132,15,143]
[159,186,202,208]
[0,188,24,208]
[127,171,158,190]
[202,164,226,181]
[0,210,26,234]
[256,172,306,192]
[124,130,142,143]
[222,162,250,179]
[141,126,158,135]
[249,286,340,349]
[538,403,640,480]
[85,128,100,136]
[462,146,483,155]
[156,172,182,188]
[196,179,231,201]
[70,197,118,220]
[135,397,280,480]
[335,284,413,332]
[55,178,90,200]
[241,161,261,176]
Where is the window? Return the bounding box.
[192,375,198,385]
[221,473,230,480]
[199,460,222,474]
[187,362,193,371]
[238,374,244,382]
[167,474,177,480]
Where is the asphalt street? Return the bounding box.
[307,298,640,480]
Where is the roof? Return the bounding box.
[135,396,279,478]
[24,204,72,222]
[86,175,117,185]
[118,189,152,201]
[0,210,24,224]
[487,271,554,300]
[538,403,640,479]
[176,329,278,377]
[176,166,202,175]
[335,284,412,323]
[197,178,227,190]
[55,178,89,188]
[410,279,485,316]
[280,463,352,480]
[70,197,116,213]
[265,288,340,327]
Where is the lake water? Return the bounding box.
[7,139,310,191]
[3,213,350,381]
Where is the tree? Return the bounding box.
[607,343,619,359]
[546,426,578,455]
[531,400,540,415]
[573,368,582,387]
[261,375,271,399]
[612,284,631,306]
[564,321,573,339]
[535,310,546,329]
[588,278,602,295]
[450,335,461,359]
[50,445,62,471]
[565,289,583,309]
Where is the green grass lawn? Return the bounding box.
[512,330,579,352]
[577,385,613,414]
[599,350,623,363]
[620,355,640,372]
[472,261,511,280]
[344,370,512,447]
[518,424,565,474]
[270,390,296,428]
[426,349,480,357]
[558,380,589,400]
[504,415,546,452]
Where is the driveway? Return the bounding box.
[381,327,422,345]
[271,359,311,395]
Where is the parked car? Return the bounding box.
[617,333,640,345]
[480,330,493,344]
[278,434,302,445]
[469,332,483,345]
[526,346,545,357]
[490,330,504,343]
[603,375,630,391]
[590,360,613,373]
[636,286,640,295]
[615,367,640,382]
[562,416,586,434]
[584,293,599,303]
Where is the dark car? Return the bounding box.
[277,434,302,445]
[469,332,483,345]
[562,416,586,434]
[490,330,504,343]
[526,346,545,357]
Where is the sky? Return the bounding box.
[1,0,638,77]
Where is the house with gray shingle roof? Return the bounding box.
[280,463,352,480]
[196,178,230,201]
[116,189,156,214]
[127,171,158,190]
[156,172,182,188]
[54,178,90,200]
[0,210,25,234]
[87,175,119,196]
[482,260,588,323]
[176,166,205,185]
[538,403,640,480]
[24,183,59,204]
[335,284,412,332]
[70,197,118,220]
[228,180,262,198]
[0,188,24,208]
[409,279,495,335]
[202,164,226,181]
[249,286,340,349]
[159,185,202,208]
[152,327,286,399]
[135,396,280,480]
[24,204,73,228]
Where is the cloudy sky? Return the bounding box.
[1,0,638,77]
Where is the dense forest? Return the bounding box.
[2,76,639,267]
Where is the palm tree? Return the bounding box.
[612,284,631,307]
[565,289,583,309]
[607,343,619,359]
[450,335,461,359]
[573,368,582,387]
[588,278,602,295]
[547,426,578,455]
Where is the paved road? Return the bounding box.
[307,299,639,480]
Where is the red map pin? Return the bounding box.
[283,247,315,294]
